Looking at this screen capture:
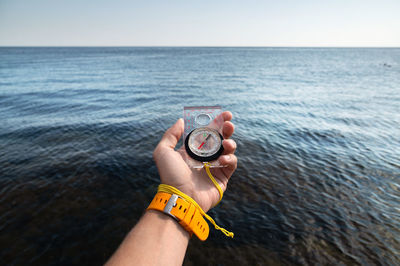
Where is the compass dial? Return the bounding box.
[185,127,224,162]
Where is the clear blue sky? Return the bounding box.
[0,0,399,46]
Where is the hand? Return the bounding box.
[153,111,237,212]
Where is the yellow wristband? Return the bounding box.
[147,191,210,241]
[150,184,234,240]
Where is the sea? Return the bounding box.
[0,47,399,265]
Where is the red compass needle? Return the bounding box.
[198,134,211,149]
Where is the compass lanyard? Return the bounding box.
[204,162,224,204]
[157,162,234,238]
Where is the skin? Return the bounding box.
[106,111,237,266]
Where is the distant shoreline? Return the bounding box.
[0,46,399,49]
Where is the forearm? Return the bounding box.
[107,114,237,265]
[106,210,190,266]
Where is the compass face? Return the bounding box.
[185,127,224,162]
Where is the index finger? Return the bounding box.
[221,111,232,122]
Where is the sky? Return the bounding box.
[0,0,399,47]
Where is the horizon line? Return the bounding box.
[0,45,399,48]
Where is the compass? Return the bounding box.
[185,127,224,162]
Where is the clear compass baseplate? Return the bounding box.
[182,106,225,169]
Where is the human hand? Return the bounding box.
[153,111,237,212]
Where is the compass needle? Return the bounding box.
[197,134,211,149]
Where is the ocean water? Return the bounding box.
[0,47,399,265]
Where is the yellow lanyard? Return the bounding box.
[157,162,234,238]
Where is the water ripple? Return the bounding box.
[1,47,399,265]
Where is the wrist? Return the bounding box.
[147,190,210,241]
[166,185,212,213]
[149,184,234,240]
[145,210,191,239]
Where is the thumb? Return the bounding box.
[159,118,184,149]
